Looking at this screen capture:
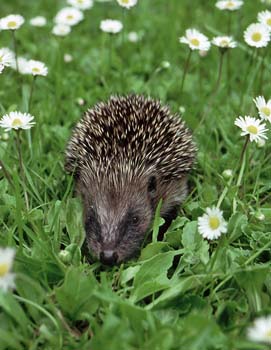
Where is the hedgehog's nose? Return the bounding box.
[100,250,118,265]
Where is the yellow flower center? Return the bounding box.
[0,55,3,62]
[267,18,271,26]
[247,125,258,134]
[261,106,271,116]
[121,0,130,3]
[220,39,229,47]
[266,329,271,337]
[209,217,220,230]
[32,67,40,73]
[78,0,84,3]
[252,32,262,42]
[7,21,17,28]
[226,1,234,7]
[67,15,74,20]
[11,118,23,127]
[190,38,200,46]
[0,263,9,277]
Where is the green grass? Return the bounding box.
[1,0,271,349]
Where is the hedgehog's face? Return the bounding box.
[80,176,157,265]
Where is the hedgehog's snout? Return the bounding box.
[100,250,118,266]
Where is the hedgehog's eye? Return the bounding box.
[132,216,139,225]
[148,175,157,194]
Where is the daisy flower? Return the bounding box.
[258,10,271,29]
[10,57,31,74]
[128,31,139,42]
[0,111,35,131]
[198,207,227,240]
[117,0,138,9]
[28,60,48,76]
[248,316,271,344]
[67,0,94,10]
[234,116,268,142]
[54,7,84,26]
[64,53,73,62]
[100,19,123,34]
[244,23,270,48]
[0,14,25,30]
[0,65,4,74]
[0,48,14,67]
[254,96,271,122]
[212,36,237,48]
[52,24,71,36]
[0,247,16,292]
[29,16,47,27]
[215,0,243,10]
[179,29,211,51]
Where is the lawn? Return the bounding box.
[1,0,271,349]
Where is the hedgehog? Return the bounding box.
[65,95,196,265]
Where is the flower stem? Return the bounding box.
[28,76,37,112]
[239,49,256,110]
[121,9,126,90]
[233,135,249,213]
[258,48,267,94]
[180,48,192,98]
[0,159,14,188]
[11,30,19,72]
[196,51,225,131]
[15,131,29,210]
[217,175,233,209]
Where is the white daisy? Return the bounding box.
[10,57,31,74]
[0,111,35,131]
[117,0,138,9]
[67,0,94,10]
[0,48,14,67]
[0,14,25,30]
[64,53,73,62]
[0,65,4,74]
[29,16,47,27]
[100,19,123,34]
[128,31,139,42]
[234,116,268,142]
[244,23,270,48]
[254,96,271,122]
[28,60,48,76]
[215,0,243,10]
[248,316,271,344]
[52,24,71,36]
[212,36,237,48]
[54,7,84,26]
[258,10,271,29]
[198,207,227,240]
[179,29,211,51]
[0,247,16,292]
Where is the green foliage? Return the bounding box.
[1,0,271,349]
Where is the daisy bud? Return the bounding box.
[222,169,233,180]
[161,61,170,69]
[64,54,73,63]
[1,132,9,141]
[257,139,266,148]
[254,210,265,221]
[58,250,72,264]
[179,106,186,114]
[76,97,85,106]
[199,50,209,57]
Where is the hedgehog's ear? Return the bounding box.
[147,176,157,195]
